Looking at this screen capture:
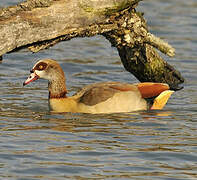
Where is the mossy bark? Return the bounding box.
[0,0,184,89]
[103,9,184,89]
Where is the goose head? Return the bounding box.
[23,59,65,86]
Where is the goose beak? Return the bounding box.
[23,72,39,86]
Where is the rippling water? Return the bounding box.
[0,0,197,179]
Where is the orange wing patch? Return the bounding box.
[137,82,170,98]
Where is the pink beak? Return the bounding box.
[23,72,39,86]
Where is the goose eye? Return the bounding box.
[39,65,43,70]
[35,62,47,71]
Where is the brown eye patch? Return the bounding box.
[34,62,47,71]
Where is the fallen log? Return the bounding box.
[0,0,184,89]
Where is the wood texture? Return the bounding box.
[0,0,184,89]
[0,0,141,55]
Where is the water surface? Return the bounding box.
[0,0,197,179]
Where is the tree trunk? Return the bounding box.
[0,0,184,89]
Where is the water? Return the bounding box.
[0,0,197,179]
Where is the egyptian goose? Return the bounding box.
[23,59,174,114]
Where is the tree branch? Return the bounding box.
[0,0,184,89]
